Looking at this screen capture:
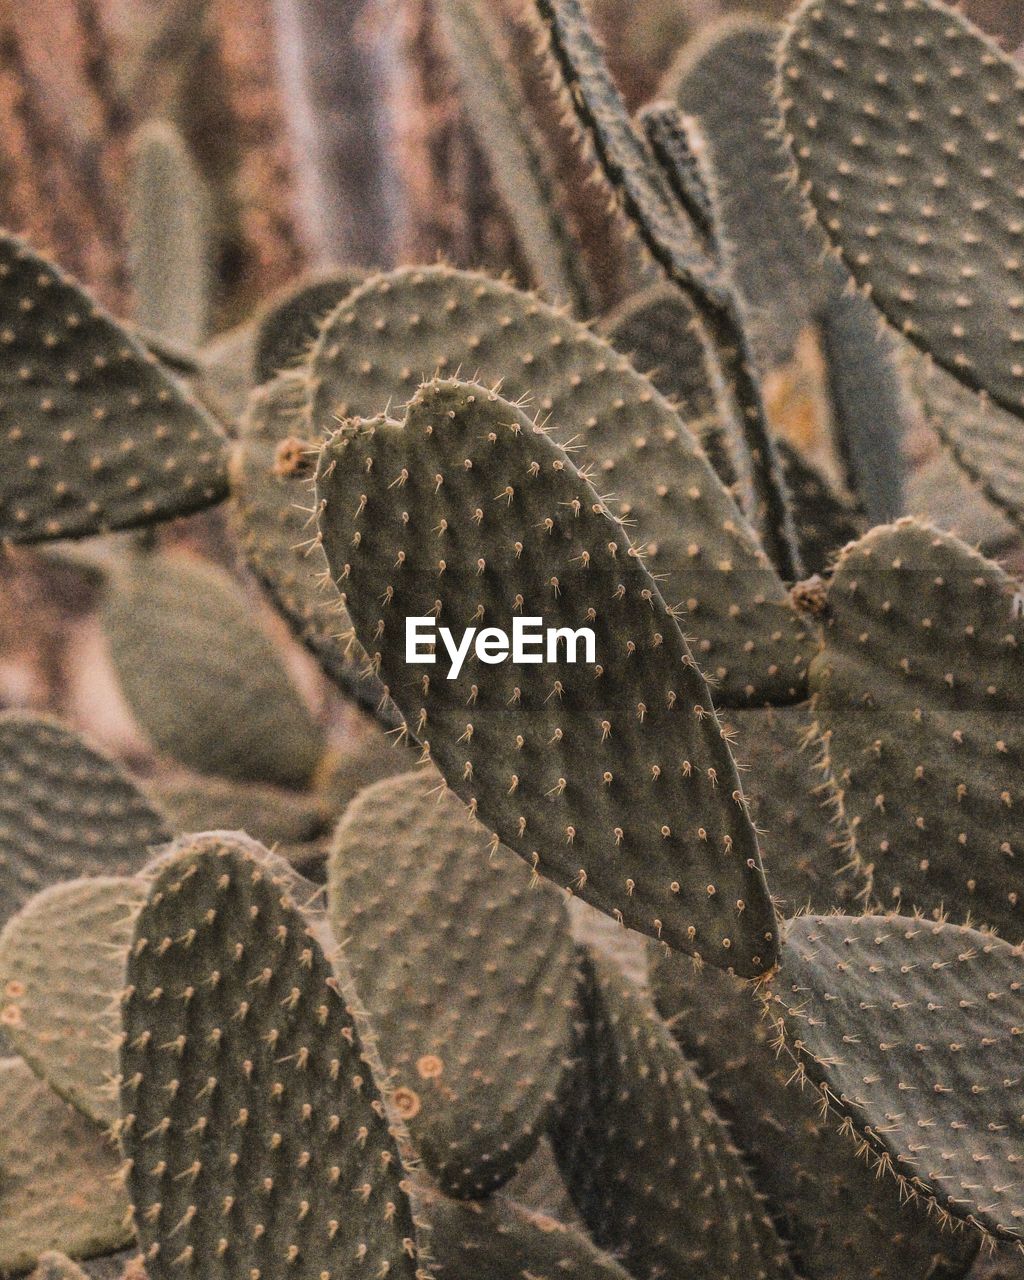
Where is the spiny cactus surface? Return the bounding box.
[229,372,390,720]
[779,0,1024,421]
[253,274,365,385]
[0,713,169,927]
[809,519,1024,935]
[0,1057,131,1273]
[764,913,1024,1242]
[550,948,793,1280]
[651,946,980,1280]
[0,875,139,1126]
[329,770,577,1197]
[120,834,422,1280]
[315,377,777,973]
[0,233,227,543]
[307,265,813,705]
[101,551,326,789]
[421,1190,633,1279]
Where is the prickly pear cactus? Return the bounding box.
[315,377,777,973]
[764,914,1024,1242]
[0,233,227,543]
[809,519,1024,935]
[329,770,577,1197]
[0,713,169,927]
[119,834,424,1280]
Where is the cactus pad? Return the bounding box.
[765,913,1024,1242]
[101,551,326,788]
[253,274,365,385]
[307,264,813,705]
[422,1191,633,1279]
[0,875,140,1126]
[328,769,577,1197]
[809,519,1024,937]
[651,946,980,1280]
[551,949,793,1280]
[0,713,169,928]
[229,373,390,720]
[0,232,227,543]
[120,834,422,1280]
[315,377,776,973]
[779,0,1024,421]
[0,1057,131,1274]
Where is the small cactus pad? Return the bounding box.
[724,706,850,914]
[0,712,169,927]
[651,946,980,1280]
[779,0,1024,421]
[665,16,827,365]
[910,356,1024,533]
[307,264,813,705]
[550,949,794,1280]
[599,284,719,421]
[315,378,776,973]
[101,551,326,789]
[0,875,141,1126]
[253,274,365,385]
[120,834,422,1280]
[0,232,227,543]
[128,119,209,349]
[421,1191,633,1279]
[229,373,389,719]
[764,913,1024,1242]
[0,1057,131,1273]
[808,519,1024,936]
[328,770,577,1196]
[435,0,593,314]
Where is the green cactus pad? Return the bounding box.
[120,833,422,1280]
[229,373,392,722]
[328,769,577,1197]
[725,706,850,915]
[0,713,169,928]
[809,519,1024,936]
[101,550,326,788]
[598,284,718,417]
[764,913,1024,1242]
[651,946,980,1280]
[0,875,141,1126]
[253,274,365,385]
[435,0,594,314]
[779,0,1024,422]
[551,949,793,1280]
[315,378,777,974]
[128,119,209,350]
[0,232,227,543]
[0,1057,131,1274]
[421,1191,632,1279]
[910,357,1024,533]
[307,264,813,706]
[665,16,826,366]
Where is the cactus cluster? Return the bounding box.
[2,0,1024,1277]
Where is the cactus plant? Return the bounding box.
[3,0,1024,1275]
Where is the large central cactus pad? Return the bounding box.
[315,378,777,974]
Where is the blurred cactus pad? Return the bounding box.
[2,0,1024,1277]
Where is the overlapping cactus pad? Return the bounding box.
[315,377,777,972]
[0,233,227,542]
[764,913,1024,1241]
